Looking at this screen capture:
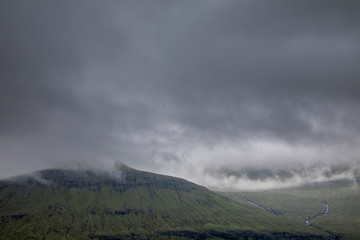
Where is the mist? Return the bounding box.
[1,0,360,190]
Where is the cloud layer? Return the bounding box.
[1,0,360,189]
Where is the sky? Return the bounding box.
[1,0,360,190]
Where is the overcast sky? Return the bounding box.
[1,0,360,189]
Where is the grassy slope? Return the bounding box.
[0,167,325,240]
[222,180,360,240]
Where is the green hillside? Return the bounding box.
[0,165,326,239]
[222,180,360,240]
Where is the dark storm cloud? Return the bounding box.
[1,0,360,189]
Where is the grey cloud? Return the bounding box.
[1,1,360,189]
[201,163,360,191]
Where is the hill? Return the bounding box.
[0,165,327,239]
[221,180,360,240]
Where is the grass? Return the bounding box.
[0,167,335,239]
[221,180,360,240]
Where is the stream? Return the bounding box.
[240,196,280,215]
[240,197,337,239]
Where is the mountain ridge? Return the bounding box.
[0,166,328,239]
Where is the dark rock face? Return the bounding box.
[1,214,28,220]
[160,230,330,240]
[93,230,336,240]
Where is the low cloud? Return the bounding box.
[1,1,360,190]
[6,172,52,186]
[203,165,359,191]
[153,140,360,190]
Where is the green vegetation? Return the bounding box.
[0,166,327,239]
[222,180,360,240]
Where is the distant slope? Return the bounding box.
[0,165,327,239]
[222,180,360,240]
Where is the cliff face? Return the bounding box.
[0,166,326,239]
